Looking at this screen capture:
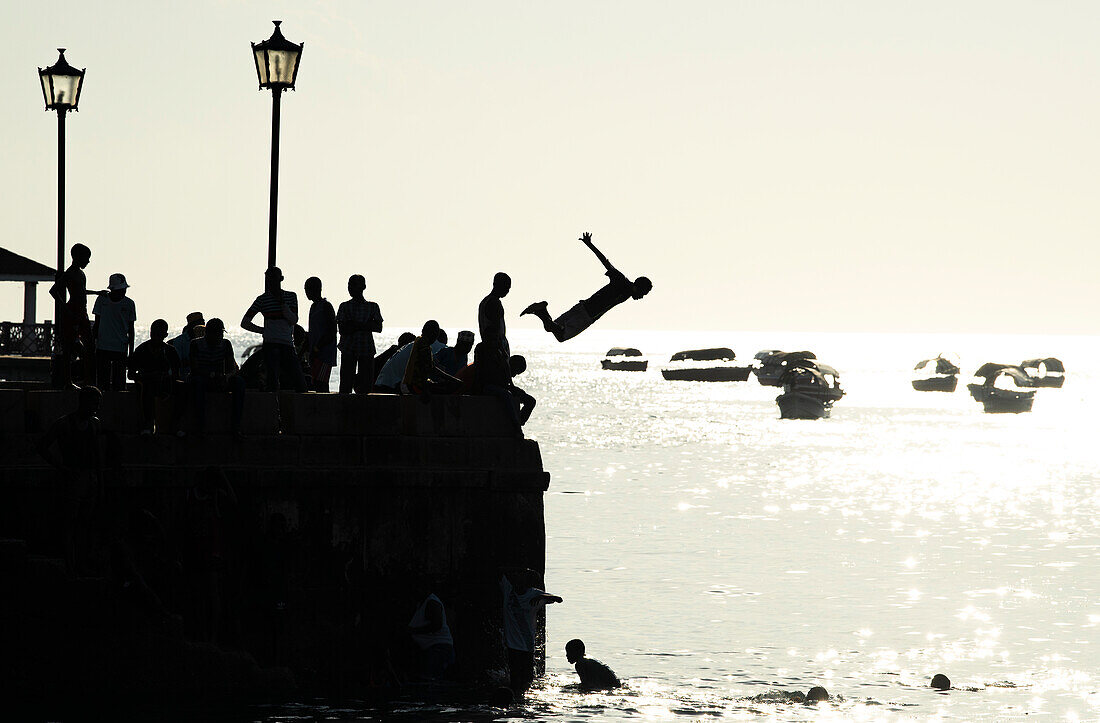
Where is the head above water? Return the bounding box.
[565,639,586,663]
[348,274,366,296]
[631,276,652,300]
[150,319,169,341]
[421,319,440,340]
[930,674,951,690]
[304,276,322,300]
[492,272,511,298]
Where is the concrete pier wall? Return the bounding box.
[0,388,550,705]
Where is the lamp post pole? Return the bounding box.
[268,87,282,269]
[56,107,65,332]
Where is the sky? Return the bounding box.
[2,1,1098,336]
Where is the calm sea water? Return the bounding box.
[243,328,1100,720]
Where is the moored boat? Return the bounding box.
[601,347,648,372]
[660,347,752,382]
[775,361,845,419]
[1020,357,1065,388]
[912,354,960,392]
[967,363,1036,413]
[753,349,817,387]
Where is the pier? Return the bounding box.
[0,388,550,706]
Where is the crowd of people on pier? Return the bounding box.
[48,242,558,437]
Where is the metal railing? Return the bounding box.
[0,321,55,356]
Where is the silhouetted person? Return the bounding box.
[471,343,523,436]
[189,318,245,437]
[169,311,205,380]
[931,674,951,690]
[49,243,99,387]
[37,385,102,572]
[407,591,455,681]
[375,333,444,393]
[336,274,383,394]
[91,273,136,390]
[435,330,475,376]
[304,277,337,392]
[373,332,416,387]
[806,686,830,702]
[479,272,512,355]
[242,266,306,392]
[522,232,652,342]
[507,355,537,426]
[402,320,461,395]
[500,568,562,694]
[565,639,620,690]
[128,318,184,435]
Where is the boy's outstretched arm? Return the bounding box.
[580,232,617,273]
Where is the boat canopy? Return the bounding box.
[971,362,1032,387]
[670,347,735,362]
[605,347,643,357]
[914,356,960,375]
[1021,357,1064,374]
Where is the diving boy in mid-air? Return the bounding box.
[521,232,651,342]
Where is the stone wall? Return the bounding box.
[0,388,549,706]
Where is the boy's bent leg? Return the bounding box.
[550,303,593,342]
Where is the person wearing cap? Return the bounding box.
[435,330,475,376]
[241,267,307,393]
[169,312,205,380]
[91,273,137,391]
[336,274,384,394]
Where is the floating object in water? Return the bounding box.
[660,347,752,382]
[966,363,1036,414]
[773,359,845,420]
[931,673,951,690]
[912,354,960,392]
[600,347,648,372]
[806,686,830,702]
[1020,357,1065,388]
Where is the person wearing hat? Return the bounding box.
[169,311,205,380]
[434,329,475,376]
[92,272,137,391]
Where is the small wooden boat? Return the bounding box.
[661,347,752,382]
[1020,357,1065,388]
[967,363,1036,413]
[601,347,648,372]
[912,354,960,392]
[753,350,817,387]
[776,361,845,419]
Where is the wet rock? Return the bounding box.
[931,674,951,690]
[806,686,830,702]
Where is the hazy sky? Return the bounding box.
[2,1,1098,335]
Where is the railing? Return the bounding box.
[0,321,55,356]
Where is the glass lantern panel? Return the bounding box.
[51,73,82,108]
[40,74,53,107]
[254,48,269,86]
[268,49,299,85]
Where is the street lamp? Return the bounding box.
[252,20,303,269]
[38,48,85,381]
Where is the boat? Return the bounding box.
[912,354,961,392]
[1020,357,1065,388]
[966,362,1036,413]
[775,360,845,419]
[753,349,817,387]
[600,347,648,372]
[660,347,752,382]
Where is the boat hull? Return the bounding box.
[1028,376,1064,389]
[776,392,829,419]
[912,376,958,393]
[601,359,648,372]
[967,384,1036,413]
[661,366,752,382]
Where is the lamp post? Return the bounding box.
[38,48,85,378]
[252,20,303,270]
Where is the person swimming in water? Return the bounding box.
[521,232,651,342]
[565,638,620,690]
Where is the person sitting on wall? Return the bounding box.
[521,232,651,342]
[169,311,205,381]
[500,568,563,695]
[375,332,444,393]
[189,318,246,437]
[373,332,416,390]
[565,639,621,691]
[506,355,536,426]
[128,318,184,436]
[407,591,455,681]
[401,320,461,396]
[435,330,475,376]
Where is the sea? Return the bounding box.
[103,327,1100,720]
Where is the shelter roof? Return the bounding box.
[0,247,55,282]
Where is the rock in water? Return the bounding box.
[931,674,951,690]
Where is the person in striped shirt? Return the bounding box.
[241,266,307,393]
